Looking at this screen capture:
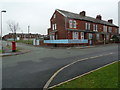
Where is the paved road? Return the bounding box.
[2,42,119,89]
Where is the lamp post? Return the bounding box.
[28,25,30,44]
[1,10,6,49]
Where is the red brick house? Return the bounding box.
[44,9,119,46]
[3,33,42,41]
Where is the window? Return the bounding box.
[85,23,88,30]
[96,34,99,40]
[54,24,57,30]
[93,24,98,31]
[73,20,76,28]
[81,32,84,39]
[88,23,91,30]
[115,28,118,33]
[52,24,54,30]
[103,26,107,32]
[52,24,57,30]
[106,34,109,40]
[69,20,73,28]
[93,24,95,31]
[89,33,92,40]
[53,14,56,18]
[96,25,98,31]
[72,32,78,39]
[69,20,77,28]
[108,27,112,32]
[50,35,55,40]
[86,23,90,30]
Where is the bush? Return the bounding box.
[112,35,119,42]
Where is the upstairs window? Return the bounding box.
[93,24,98,31]
[93,24,95,31]
[73,20,76,28]
[54,24,57,30]
[115,28,118,33]
[96,25,98,31]
[52,24,54,30]
[86,23,90,30]
[103,26,107,32]
[52,23,57,30]
[69,20,73,28]
[108,27,112,32]
[53,14,56,18]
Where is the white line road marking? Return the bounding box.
[49,60,119,89]
[43,52,114,89]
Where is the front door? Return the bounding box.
[72,32,78,39]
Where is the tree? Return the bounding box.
[7,20,20,41]
[112,35,119,43]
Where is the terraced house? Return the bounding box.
[45,9,119,46]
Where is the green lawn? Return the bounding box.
[5,45,22,52]
[0,50,3,53]
[53,61,119,88]
[16,40,33,45]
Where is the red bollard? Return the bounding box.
[12,41,16,52]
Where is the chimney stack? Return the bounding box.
[96,15,102,20]
[108,19,113,24]
[80,11,86,16]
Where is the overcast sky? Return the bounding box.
[0,0,119,36]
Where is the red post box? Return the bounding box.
[12,41,16,52]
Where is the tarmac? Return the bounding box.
[0,42,116,57]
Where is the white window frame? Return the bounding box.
[93,24,95,31]
[106,34,109,40]
[69,20,73,28]
[96,25,98,31]
[54,24,57,30]
[108,27,112,32]
[88,23,91,30]
[73,20,76,28]
[81,32,84,40]
[85,23,88,30]
[86,23,90,30]
[89,33,92,40]
[53,14,56,18]
[52,24,54,30]
[93,24,98,31]
[72,32,78,40]
[96,33,99,40]
[103,25,107,32]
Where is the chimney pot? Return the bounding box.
[80,11,86,16]
[108,19,113,24]
[96,15,102,20]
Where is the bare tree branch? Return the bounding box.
[7,20,20,41]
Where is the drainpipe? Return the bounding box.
[65,17,68,39]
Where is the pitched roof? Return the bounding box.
[56,9,118,27]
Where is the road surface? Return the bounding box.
[2,42,119,89]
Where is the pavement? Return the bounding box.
[0,44,30,57]
[0,41,95,57]
[2,41,119,89]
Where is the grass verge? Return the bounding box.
[53,61,119,88]
[0,50,4,53]
[5,45,22,52]
[16,40,33,45]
